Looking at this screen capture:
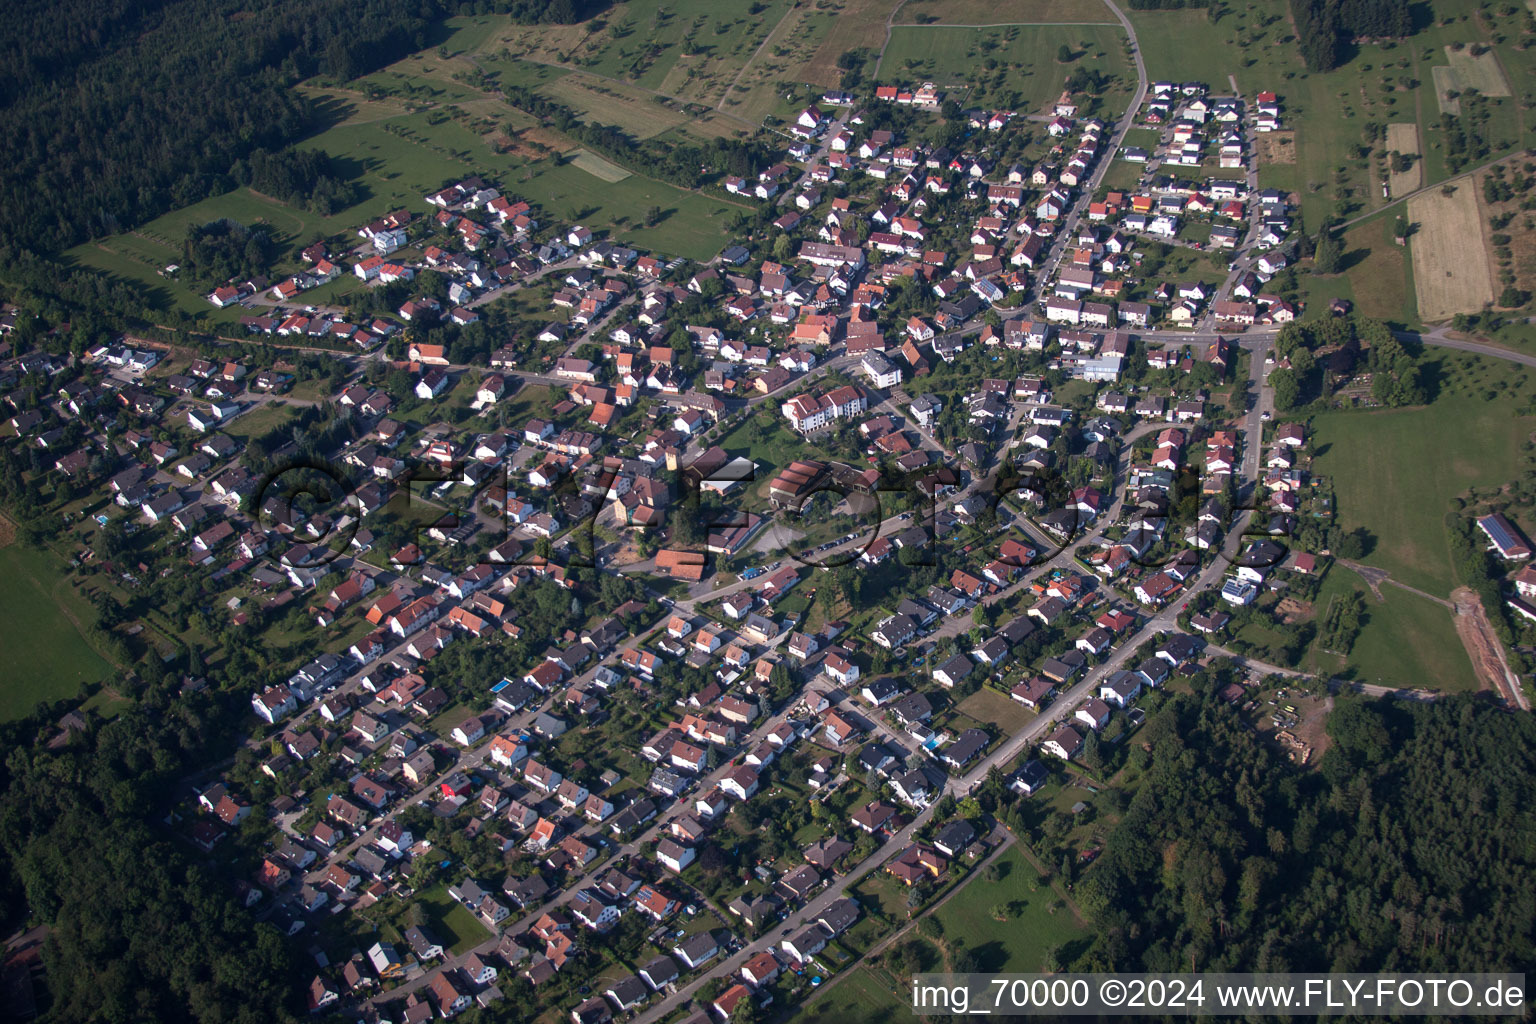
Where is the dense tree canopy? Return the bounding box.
[1077,693,1536,975]
[181,220,277,288]
[0,0,593,255]
[234,149,363,215]
[1289,0,1412,71]
[0,696,303,1022]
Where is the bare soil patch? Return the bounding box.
[608,533,646,568]
[1287,694,1333,764]
[1256,692,1332,767]
[1386,122,1422,195]
[0,514,15,549]
[1256,130,1296,165]
[1275,596,1313,624]
[1452,586,1527,706]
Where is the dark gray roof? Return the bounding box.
[817,896,860,935]
[935,653,973,681]
[640,955,679,987]
[998,616,1036,644]
[890,692,932,723]
[675,931,718,961]
[942,728,988,766]
[606,974,648,1006]
[934,819,977,852]
[1011,759,1048,790]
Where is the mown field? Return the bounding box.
[0,526,115,721]
[1300,211,1417,327]
[1408,182,1496,320]
[1386,121,1422,195]
[1306,570,1479,691]
[1309,352,1535,595]
[897,0,1116,23]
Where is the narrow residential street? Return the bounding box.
[627,16,1302,1017]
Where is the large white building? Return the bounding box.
[781,385,867,432]
[860,351,902,388]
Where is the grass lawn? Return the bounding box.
[800,964,913,1024]
[1099,156,1146,193]
[930,845,1088,971]
[416,883,494,954]
[955,686,1033,734]
[507,156,747,261]
[711,405,856,480]
[1236,620,1288,651]
[1305,570,1478,691]
[79,686,132,720]
[225,401,304,444]
[500,383,562,428]
[852,871,918,925]
[1139,246,1231,300]
[1308,353,1535,594]
[424,702,478,741]
[803,844,1089,1023]
[65,244,205,319]
[0,534,115,721]
[881,25,1133,116]
[1302,213,1417,328]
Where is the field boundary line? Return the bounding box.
[872,0,914,79]
[1335,152,1522,232]
[717,0,801,113]
[496,53,759,130]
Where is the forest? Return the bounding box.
[181,220,278,289]
[0,0,594,258]
[1288,0,1414,70]
[0,692,303,1022]
[233,149,364,216]
[1074,692,1536,974]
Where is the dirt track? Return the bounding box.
[1452,586,1531,710]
